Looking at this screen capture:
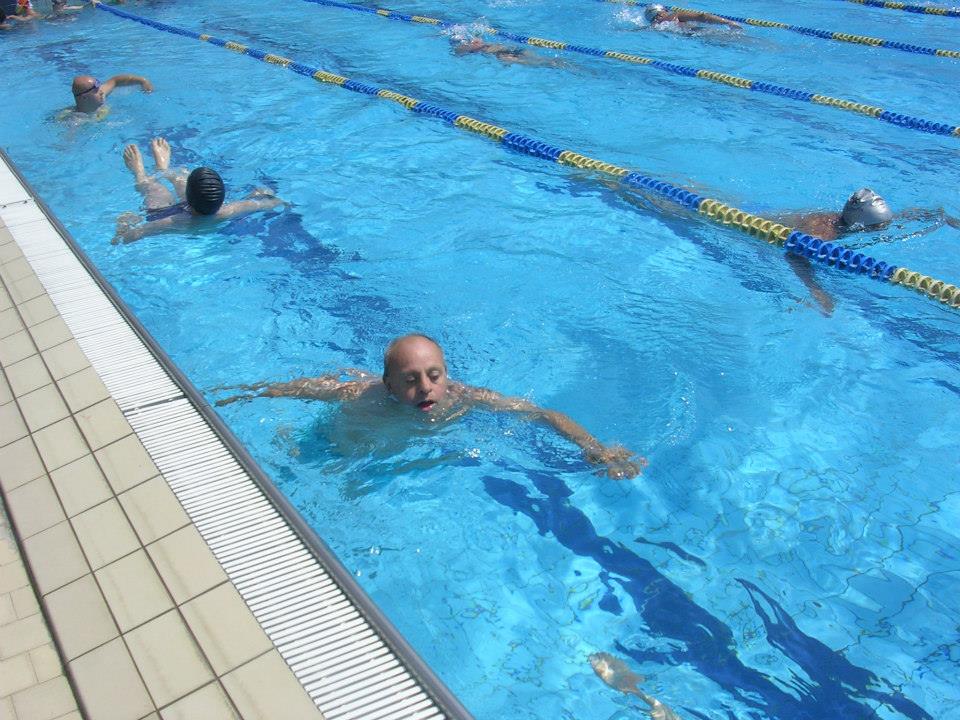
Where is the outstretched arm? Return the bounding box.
[675,9,740,28]
[101,74,153,97]
[213,373,370,406]
[466,386,646,479]
[897,207,960,230]
[217,190,286,220]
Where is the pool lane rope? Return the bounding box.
[90,1,960,311]
[298,0,960,141]
[594,0,960,57]
[825,0,960,18]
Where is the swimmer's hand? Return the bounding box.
[585,444,647,480]
[112,212,142,244]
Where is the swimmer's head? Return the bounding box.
[644,3,667,22]
[72,75,104,112]
[185,167,225,215]
[0,8,7,23]
[382,334,449,413]
[840,188,893,230]
[454,37,485,54]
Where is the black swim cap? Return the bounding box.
[185,167,225,216]
[0,8,7,23]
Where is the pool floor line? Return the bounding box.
[0,149,471,719]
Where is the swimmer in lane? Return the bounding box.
[215,334,646,480]
[780,188,959,314]
[453,37,565,67]
[643,3,741,31]
[0,5,33,27]
[113,137,284,244]
[70,73,153,115]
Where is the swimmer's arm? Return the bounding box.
[896,207,960,230]
[101,74,153,96]
[214,374,371,406]
[112,216,175,244]
[786,252,834,316]
[465,386,646,479]
[675,9,740,27]
[217,193,285,220]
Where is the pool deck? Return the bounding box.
[0,153,466,720]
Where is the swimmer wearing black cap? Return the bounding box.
[782,188,958,314]
[642,3,741,30]
[114,138,285,244]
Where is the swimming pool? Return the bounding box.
[2,0,959,716]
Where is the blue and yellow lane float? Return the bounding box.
[826,0,960,18]
[90,1,960,312]
[595,0,960,57]
[297,0,960,141]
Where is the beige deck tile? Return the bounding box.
[32,418,89,472]
[96,550,173,633]
[6,476,65,539]
[95,435,160,494]
[71,499,139,571]
[0,695,13,720]
[11,585,40,619]
[159,681,240,720]
[9,675,76,720]
[5,354,51,397]
[18,295,57,328]
[43,575,118,660]
[222,650,322,720]
[56,366,109,414]
[0,401,28,448]
[0,436,46,492]
[181,583,272,677]
[0,654,36,697]
[0,330,35,366]
[11,274,46,305]
[69,637,154,720]
[18,384,70,433]
[146,526,227,605]
[0,613,49,658]
[21,521,88,595]
[0,257,33,285]
[29,644,63,683]
[0,308,21,339]
[0,559,28,595]
[0,237,22,264]
[29,316,72,353]
[125,610,214,708]
[119,477,188,545]
[40,340,89,381]
[49,455,113,518]
[75,399,131,451]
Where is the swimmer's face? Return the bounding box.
[383,337,449,413]
[72,76,104,112]
[455,37,485,54]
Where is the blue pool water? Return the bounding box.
[2,0,960,717]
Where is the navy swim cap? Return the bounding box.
[185,167,225,215]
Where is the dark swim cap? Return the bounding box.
[185,167,225,215]
[0,8,7,22]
